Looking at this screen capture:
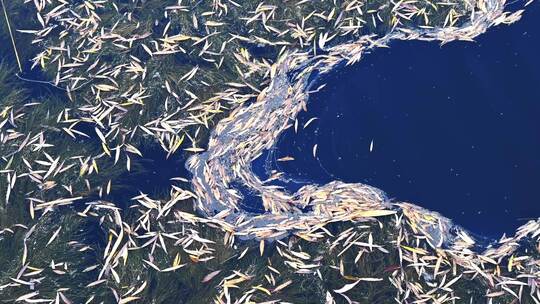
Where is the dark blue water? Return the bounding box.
[261,6,540,237]
[111,145,190,205]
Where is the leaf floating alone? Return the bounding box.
[119,297,141,304]
[400,245,428,255]
[205,20,225,27]
[259,239,265,256]
[333,279,361,294]
[333,277,383,294]
[161,264,186,272]
[132,281,147,296]
[277,156,294,162]
[46,226,62,247]
[202,270,222,283]
[273,280,292,292]
[15,291,39,302]
[184,147,205,153]
[326,291,336,304]
[304,117,318,129]
[94,84,118,92]
[238,247,249,260]
[353,210,397,217]
[22,241,27,265]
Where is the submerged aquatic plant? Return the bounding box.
[0,0,537,303]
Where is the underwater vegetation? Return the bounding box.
[0,0,538,303]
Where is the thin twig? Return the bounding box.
[1,0,22,72]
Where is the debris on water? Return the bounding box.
[0,0,537,302]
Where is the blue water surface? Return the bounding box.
[263,5,540,238]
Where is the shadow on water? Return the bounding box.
[262,6,540,238]
[106,145,191,209]
[58,119,189,209]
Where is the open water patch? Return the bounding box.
[263,7,540,238]
[108,144,190,207]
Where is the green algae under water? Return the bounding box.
[0,0,539,303]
